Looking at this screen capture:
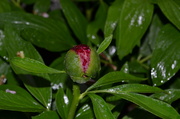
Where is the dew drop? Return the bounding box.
[160,80,164,83]
[153,83,157,86]
[168,90,172,94]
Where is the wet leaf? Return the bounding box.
[103,84,163,93]
[117,0,153,59]
[3,24,52,109]
[158,0,180,29]
[56,88,70,119]
[109,93,180,119]
[32,111,59,119]
[104,0,124,37]
[0,85,45,112]
[60,0,88,44]
[0,12,76,52]
[140,14,163,56]
[89,94,115,119]
[151,24,180,86]
[11,57,65,74]
[75,104,94,119]
[151,89,180,104]
[87,71,146,91]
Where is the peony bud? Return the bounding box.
[64,44,100,84]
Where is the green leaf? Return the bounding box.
[104,0,124,37]
[147,14,164,51]
[103,84,163,94]
[87,71,146,91]
[151,89,180,104]
[32,111,59,119]
[140,14,164,56]
[151,24,180,86]
[3,24,52,109]
[0,85,45,112]
[158,0,180,29]
[117,0,154,59]
[60,0,88,44]
[0,29,7,57]
[0,12,76,52]
[75,104,94,119]
[33,0,50,14]
[97,34,113,54]
[0,57,19,85]
[88,94,115,119]
[87,2,108,45]
[11,57,65,74]
[0,0,11,13]
[49,55,68,90]
[114,93,180,119]
[56,88,70,119]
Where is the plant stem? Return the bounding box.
[67,83,80,119]
[139,54,152,64]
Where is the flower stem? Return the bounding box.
[67,83,80,119]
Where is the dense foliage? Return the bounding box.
[0,0,180,119]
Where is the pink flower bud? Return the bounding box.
[64,44,100,83]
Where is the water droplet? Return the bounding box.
[108,46,116,56]
[151,68,157,78]
[168,90,172,94]
[160,80,164,83]
[63,95,69,105]
[51,83,63,90]
[171,60,177,69]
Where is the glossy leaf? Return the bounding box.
[89,94,115,119]
[158,0,180,29]
[151,24,180,86]
[87,2,108,45]
[117,0,153,59]
[114,93,180,119]
[56,88,70,119]
[0,85,45,112]
[147,14,163,51]
[0,30,7,58]
[60,0,88,44]
[151,89,180,104]
[75,104,94,119]
[11,57,65,74]
[140,14,163,56]
[0,0,11,13]
[97,34,112,54]
[103,84,163,93]
[32,111,59,119]
[87,71,146,91]
[0,12,76,51]
[3,24,52,109]
[104,0,124,37]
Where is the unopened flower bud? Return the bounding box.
[64,44,100,83]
